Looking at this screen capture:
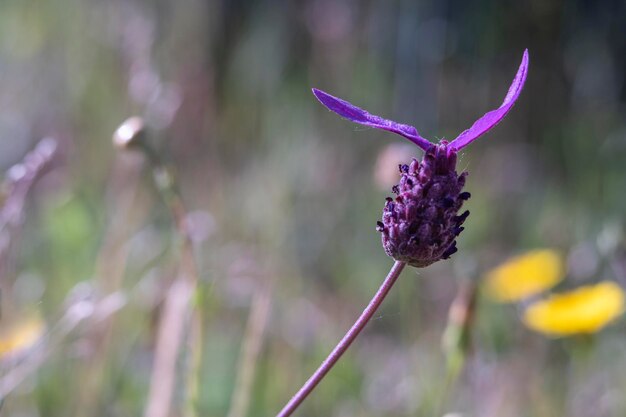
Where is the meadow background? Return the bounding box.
[1,0,625,416]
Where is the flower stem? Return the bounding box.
[116,119,203,417]
[276,260,407,417]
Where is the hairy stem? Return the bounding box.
[276,260,406,417]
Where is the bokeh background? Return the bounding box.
[1,0,625,416]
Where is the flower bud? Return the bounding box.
[113,117,146,150]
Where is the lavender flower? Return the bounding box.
[313,50,528,267]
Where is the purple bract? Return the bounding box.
[313,50,529,267]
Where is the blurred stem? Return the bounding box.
[0,138,57,319]
[73,154,142,417]
[135,133,203,417]
[227,281,273,417]
[144,278,195,417]
[276,261,406,417]
[184,293,203,417]
[1,291,127,400]
[442,278,477,378]
[438,278,478,414]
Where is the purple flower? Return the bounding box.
[313,50,529,267]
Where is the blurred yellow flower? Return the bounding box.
[523,282,625,336]
[484,249,564,303]
[0,314,45,359]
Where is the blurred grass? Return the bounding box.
[0,0,625,416]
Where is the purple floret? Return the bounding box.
[377,143,469,267]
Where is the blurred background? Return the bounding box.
[0,0,625,416]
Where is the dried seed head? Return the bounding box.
[378,142,469,267]
[113,117,146,150]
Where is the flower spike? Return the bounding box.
[312,88,433,151]
[278,51,531,417]
[449,49,529,150]
[312,50,529,267]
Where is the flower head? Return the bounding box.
[376,143,469,267]
[484,249,564,303]
[313,50,529,267]
[523,281,625,336]
[113,116,146,150]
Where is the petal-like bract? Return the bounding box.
[312,88,432,150]
[450,49,529,150]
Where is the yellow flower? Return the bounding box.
[0,314,45,359]
[523,281,625,336]
[484,249,564,303]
